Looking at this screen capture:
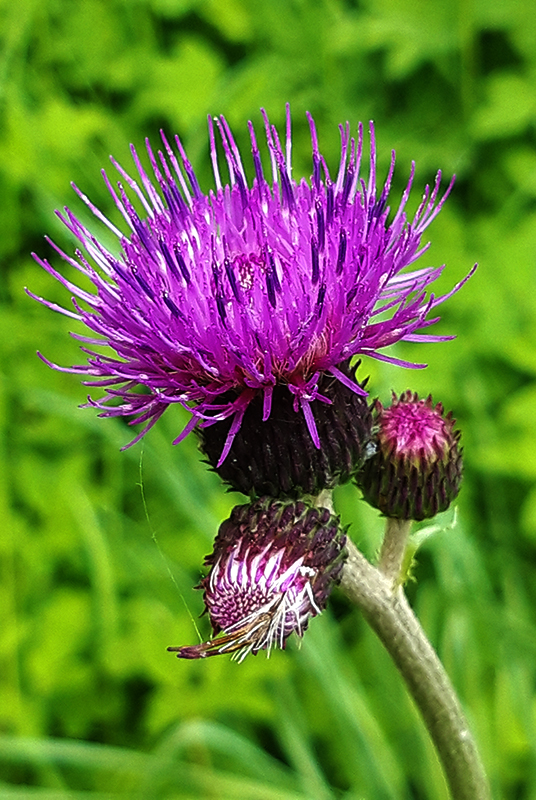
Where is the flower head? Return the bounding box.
[29,106,473,462]
[357,391,463,520]
[168,497,346,661]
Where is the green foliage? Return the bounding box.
[1,0,536,797]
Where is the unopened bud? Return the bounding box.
[356,392,463,521]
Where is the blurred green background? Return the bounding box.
[1,0,536,797]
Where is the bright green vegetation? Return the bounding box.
[1,0,536,797]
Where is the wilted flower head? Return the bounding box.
[168,497,346,662]
[29,105,473,462]
[357,391,463,521]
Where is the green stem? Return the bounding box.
[339,538,491,800]
[377,517,412,585]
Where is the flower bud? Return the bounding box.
[168,497,346,661]
[356,392,463,521]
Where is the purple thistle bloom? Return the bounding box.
[168,497,346,661]
[29,105,473,463]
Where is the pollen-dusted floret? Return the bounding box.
[29,106,474,463]
[356,391,463,521]
[167,497,346,661]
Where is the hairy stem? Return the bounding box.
[377,517,412,584]
[339,538,491,800]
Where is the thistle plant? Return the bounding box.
[31,107,490,800]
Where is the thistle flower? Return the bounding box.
[29,106,473,463]
[357,391,463,521]
[168,497,346,661]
